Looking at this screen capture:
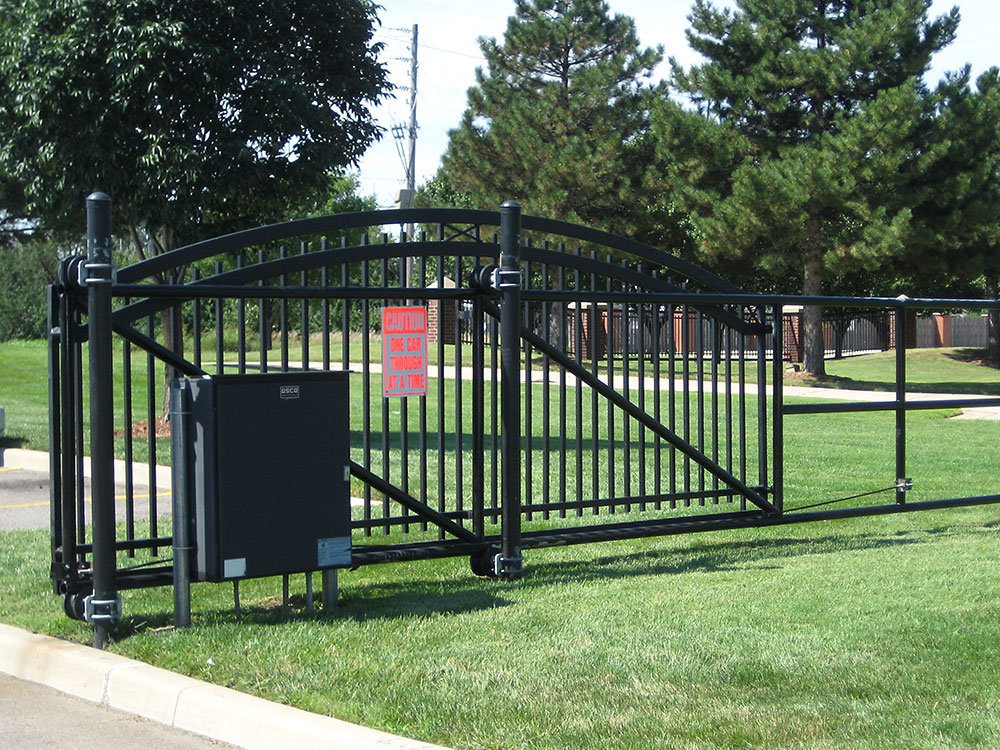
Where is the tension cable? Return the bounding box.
[785,478,913,514]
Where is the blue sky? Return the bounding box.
[356,0,1000,208]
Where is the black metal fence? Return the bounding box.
[48,198,1000,645]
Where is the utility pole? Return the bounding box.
[392,24,418,287]
[406,23,418,224]
[392,25,418,213]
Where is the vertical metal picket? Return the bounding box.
[46,286,63,573]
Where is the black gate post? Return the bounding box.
[46,285,63,571]
[169,380,192,628]
[771,304,784,513]
[894,299,908,504]
[497,201,523,578]
[84,192,120,648]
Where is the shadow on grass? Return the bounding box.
[112,520,987,638]
[791,378,1000,396]
[344,522,975,602]
[116,610,176,638]
[116,583,515,637]
[947,348,1000,369]
[522,529,927,584]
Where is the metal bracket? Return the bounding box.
[77,261,116,287]
[493,268,521,289]
[896,478,913,492]
[492,553,524,578]
[83,594,122,623]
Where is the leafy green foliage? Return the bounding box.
[0,176,30,249]
[0,0,390,255]
[432,0,665,239]
[904,70,1000,280]
[0,238,60,341]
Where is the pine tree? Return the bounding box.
[668,0,958,375]
[908,68,1000,364]
[434,0,663,237]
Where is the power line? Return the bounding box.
[373,32,483,61]
[418,42,483,60]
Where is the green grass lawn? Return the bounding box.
[0,339,52,450]
[2,337,999,748]
[2,505,999,749]
[819,347,1000,395]
[3,339,997,456]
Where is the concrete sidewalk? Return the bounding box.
[0,671,237,749]
[0,452,451,750]
[0,447,172,488]
[357,360,1000,420]
[0,625,450,750]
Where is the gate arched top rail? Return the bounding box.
[110,239,757,335]
[519,214,742,294]
[115,207,743,295]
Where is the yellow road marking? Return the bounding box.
[1,500,50,509]
[1,490,172,510]
[0,467,24,473]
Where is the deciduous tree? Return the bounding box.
[0,0,389,258]
[0,0,389,405]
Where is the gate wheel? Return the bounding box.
[470,547,499,579]
[63,590,89,621]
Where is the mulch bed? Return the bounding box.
[115,417,171,439]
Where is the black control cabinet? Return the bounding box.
[184,372,352,582]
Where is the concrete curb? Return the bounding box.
[0,624,451,750]
[0,447,172,489]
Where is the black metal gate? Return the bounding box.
[49,196,1000,645]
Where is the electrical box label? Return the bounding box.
[279,385,300,400]
[382,306,428,397]
[317,536,351,567]
[223,558,247,578]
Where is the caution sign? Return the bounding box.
[382,306,428,397]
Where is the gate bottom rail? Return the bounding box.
[350,494,1000,567]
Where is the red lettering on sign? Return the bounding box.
[382,306,428,397]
